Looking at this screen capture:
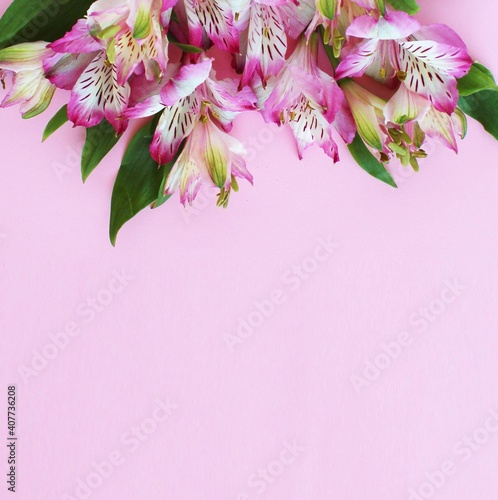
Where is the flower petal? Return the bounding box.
[127,0,153,39]
[241,3,287,87]
[346,11,420,40]
[160,59,212,106]
[384,84,430,125]
[184,0,240,52]
[2,69,43,107]
[150,93,200,164]
[68,51,130,133]
[414,24,468,50]
[165,143,204,205]
[398,38,473,80]
[419,106,459,152]
[279,0,315,39]
[335,38,381,79]
[44,52,97,90]
[205,76,257,130]
[342,79,386,150]
[20,79,56,119]
[49,19,103,54]
[113,30,143,84]
[0,42,52,72]
[397,42,462,114]
[125,94,164,118]
[288,94,340,161]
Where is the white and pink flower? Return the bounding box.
[262,35,355,161]
[0,42,56,119]
[0,0,491,221]
[126,57,257,204]
[336,13,473,115]
[43,0,174,133]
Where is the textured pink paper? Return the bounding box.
[2,1,498,499]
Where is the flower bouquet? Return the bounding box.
[0,0,497,244]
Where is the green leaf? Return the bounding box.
[0,0,94,49]
[167,32,203,53]
[81,120,121,182]
[347,134,397,188]
[109,117,172,246]
[153,146,183,209]
[168,38,203,54]
[459,90,498,141]
[42,104,68,142]
[153,173,173,209]
[386,0,420,14]
[457,63,498,97]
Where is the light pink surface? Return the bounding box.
[1,1,498,499]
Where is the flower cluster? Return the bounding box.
[0,0,496,239]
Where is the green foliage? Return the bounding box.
[109,117,176,245]
[348,134,397,188]
[81,121,122,182]
[0,0,94,49]
[386,0,420,14]
[42,105,68,142]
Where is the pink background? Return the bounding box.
[2,1,498,499]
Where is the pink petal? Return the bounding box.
[48,19,102,54]
[414,24,468,50]
[335,38,380,79]
[397,43,464,114]
[44,52,97,90]
[241,3,287,87]
[419,106,459,152]
[205,76,257,130]
[184,0,240,52]
[347,11,420,40]
[398,39,473,79]
[384,85,430,124]
[160,59,212,106]
[279,0,315,39]
[150,93,200,164]
[68,52,130,133]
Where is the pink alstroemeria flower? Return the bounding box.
[127,58,257,162]
[236,0,289,88]
[404,102,467,155]
[342,78,466,171]
[183,0,240,52]
[382,106,466,171]
[278,0,316,39]
[44,0,174,133]
[126,57,257,204]
[341,78,387,152]
[305,0,376,55]
[0,42,56,119]
[165,113,253,206]
[262,35,355,161]
[336,13,473,115]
